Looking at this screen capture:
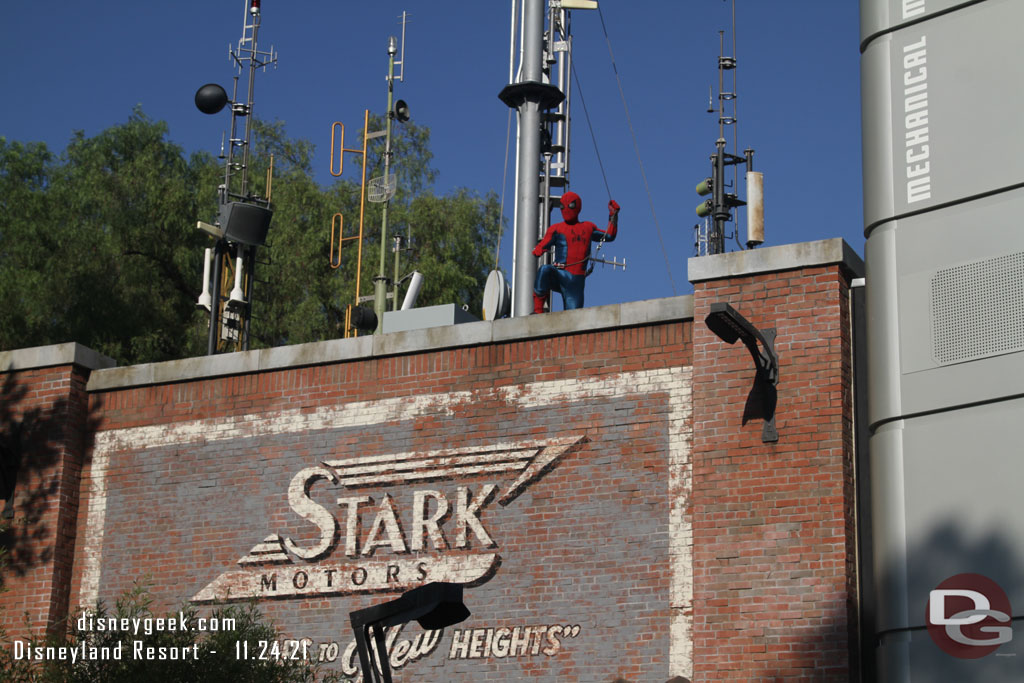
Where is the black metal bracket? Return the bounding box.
[751,327,778,442]
[498,81,565,110]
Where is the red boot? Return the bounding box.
[533,293,546,314]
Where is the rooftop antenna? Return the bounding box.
[389,13,415,315]
[500,0,605,317]
[693,0,763,256]
[394,10,408,83]
[328,110,375,337]
[327,14,414,338]
[372,14,414,332]
[194,0,278,355]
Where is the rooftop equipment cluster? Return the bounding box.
[194,0,278,355]
[693,0,764,257]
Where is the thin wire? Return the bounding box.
[571,62,612,264]
[597,5,677,294]
[731,0,741,247]
[570,63,612,199]
[494,108,514,270]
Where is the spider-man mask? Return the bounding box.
[560,192,581,224]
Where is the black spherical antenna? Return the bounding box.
[195,83,229,115]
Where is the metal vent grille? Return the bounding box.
[930,252,1024,365]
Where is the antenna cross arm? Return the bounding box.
[553,0,600,9]
[589,256,626,270]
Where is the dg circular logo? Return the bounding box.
[926,573,1013,659]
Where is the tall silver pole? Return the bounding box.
[373,37,398,333]
[511,0,544,317]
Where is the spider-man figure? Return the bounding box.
[532,191,620,313]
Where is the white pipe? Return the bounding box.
[746,171,764,246]
[400,271,424,310]
[509,0,518,85]
[229,255,246,304]
[197,248,213,310]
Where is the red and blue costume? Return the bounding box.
[532,192,620,313]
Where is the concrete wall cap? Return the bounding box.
[688,238,864,283]
[0,342,116,374]
[83,295,695,391]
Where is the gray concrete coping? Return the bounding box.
[688,238,864,283]
[85,295,695,392]
[0,342,116,374]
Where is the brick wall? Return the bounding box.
[72,318,695,681]
[689,243,861,682]
[0,345,111,638]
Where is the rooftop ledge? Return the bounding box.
[84,294,695,392]
[688,238,864,282]
[0,342,116,374]
[4,239,864,392]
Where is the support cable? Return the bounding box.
[597,5,677,294]
[570,63,612,199]
[494,108,514,270]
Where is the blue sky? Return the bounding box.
[1,1,863,309]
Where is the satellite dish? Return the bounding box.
[368,174,397,203]
[482,270,511,321]
[195,83,229,115]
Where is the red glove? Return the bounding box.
[608,199,620,216]
[532,245,544,257]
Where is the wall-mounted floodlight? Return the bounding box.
[705,302,779,441]
[350,582,470,683]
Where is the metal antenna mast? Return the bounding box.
[226,0,277,199]
[501,0,599,317]
[327,14,411,338]
[391,12,411,314]
[694,0,762,256]
[194,0,278,355]
[372,13,411,333]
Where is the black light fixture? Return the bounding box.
[349,305,378,333]
[705,302,779,442]
[350,582,470,683]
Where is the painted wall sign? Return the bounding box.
[78,366,693,679]
[448,623,581,659]
[192,437,585,602]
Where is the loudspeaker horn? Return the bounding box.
[228,256,246,308]
[197,248,213,311]
[393,99,411,123]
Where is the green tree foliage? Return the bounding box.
[246,114,499,348]
[0,111,502,362]
[0,110,213,363]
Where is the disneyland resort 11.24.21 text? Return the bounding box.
[10,611,244,663]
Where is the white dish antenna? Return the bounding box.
[482,270,511,321]
[368,174,397,203]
